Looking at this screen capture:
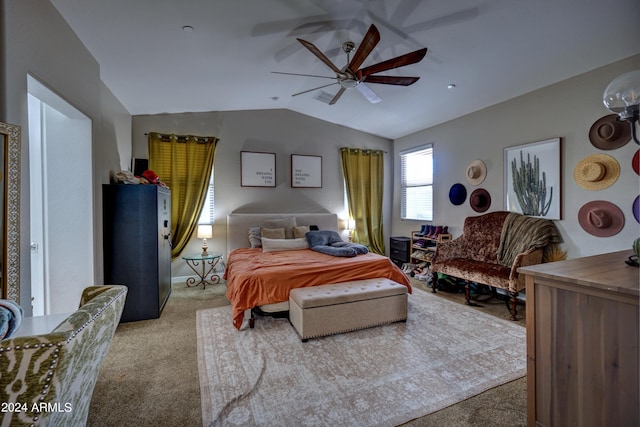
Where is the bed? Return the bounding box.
[224,213,411,329]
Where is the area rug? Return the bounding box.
[196,287,526,427]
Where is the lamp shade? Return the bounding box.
[347,219,356,230]
[197,224,213,239]
[603,70,640,120]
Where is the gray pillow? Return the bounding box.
[247,227,262,248]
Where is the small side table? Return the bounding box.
[181,253,223,288]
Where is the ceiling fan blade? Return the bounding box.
[357,47,427,78]
[356,83,382,104]
[272,71,336,79]
[362,75,420,86]
[404,8,480,33]
[329,87,347,105]
[348,24,380,72]
[291,18,365,36]
[292,82,338,97]
[297,38,342,74]
[389,0,423,25]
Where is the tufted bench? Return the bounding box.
[289,278,408,342]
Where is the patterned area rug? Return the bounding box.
[196,288,526,427]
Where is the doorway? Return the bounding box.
[28,75,93,315]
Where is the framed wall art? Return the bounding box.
[291,154,322,188]
[504,137,562,220]
[241,151,276,187]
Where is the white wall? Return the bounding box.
[392,55,640,259]
[132,109,393,277]
[2,0,131,312]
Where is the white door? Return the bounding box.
[28,76,93,315]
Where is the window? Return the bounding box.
[400,145,433,221]
[198,169,214,224]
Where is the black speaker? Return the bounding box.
[132,158,148,176]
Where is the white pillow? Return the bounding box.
[261,237,308,253]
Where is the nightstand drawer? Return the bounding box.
[390,248,408,261]
[390,236,410,252]
[389,236,410,266]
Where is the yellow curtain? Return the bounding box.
[148,132,218,259]
[340,147,385,255]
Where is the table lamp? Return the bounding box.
[347,219,356,242]
[197,224,213,256]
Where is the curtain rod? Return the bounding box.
[340,147,387,154]
[145,132,219,143]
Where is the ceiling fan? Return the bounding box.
[273,24,427,105]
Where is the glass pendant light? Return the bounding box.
[603,70,640,144]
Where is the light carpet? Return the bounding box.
[196,287,526,427]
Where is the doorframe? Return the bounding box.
[27,75,94,315]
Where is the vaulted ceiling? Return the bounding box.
[51,0,640,139]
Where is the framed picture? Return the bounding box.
[504,137,562,220]
[291,154,322,188]
[241,151,276,187]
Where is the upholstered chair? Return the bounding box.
[0,285,127,426]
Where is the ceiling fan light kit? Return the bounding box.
[274,24,427,105]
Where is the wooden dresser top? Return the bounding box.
[518,250,639,297]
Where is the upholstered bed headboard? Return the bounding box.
[226,213,339,253]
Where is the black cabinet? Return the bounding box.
[103,184,172,322]
[389,236,410,267]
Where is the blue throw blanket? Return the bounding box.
[0,299,23,340]
[306,230,369,257]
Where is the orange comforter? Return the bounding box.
[224,248,411,329]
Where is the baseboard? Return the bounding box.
[172,276,190,285]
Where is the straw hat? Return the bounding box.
[578,200,624,237]
[465,160,486,186]
[449,183,467,205]
[588,114,631,150]
[469,188,491,212]
[573,154,620,190]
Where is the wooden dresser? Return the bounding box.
[519,250,639,427]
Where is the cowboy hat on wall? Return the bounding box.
[573,153,620,191]
[589,114,631,150]
[465,160,486,186]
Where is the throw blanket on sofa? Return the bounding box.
[496,213,561,268]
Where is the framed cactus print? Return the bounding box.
[504,137,562,219]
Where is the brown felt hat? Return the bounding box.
[578,200,624,237]
[573,154,620,190]
[465,160,486,186]
[470,188,491,212]
[589,114,631,150]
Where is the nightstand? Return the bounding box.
[181,253,223,288]
[389,236,410,267]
